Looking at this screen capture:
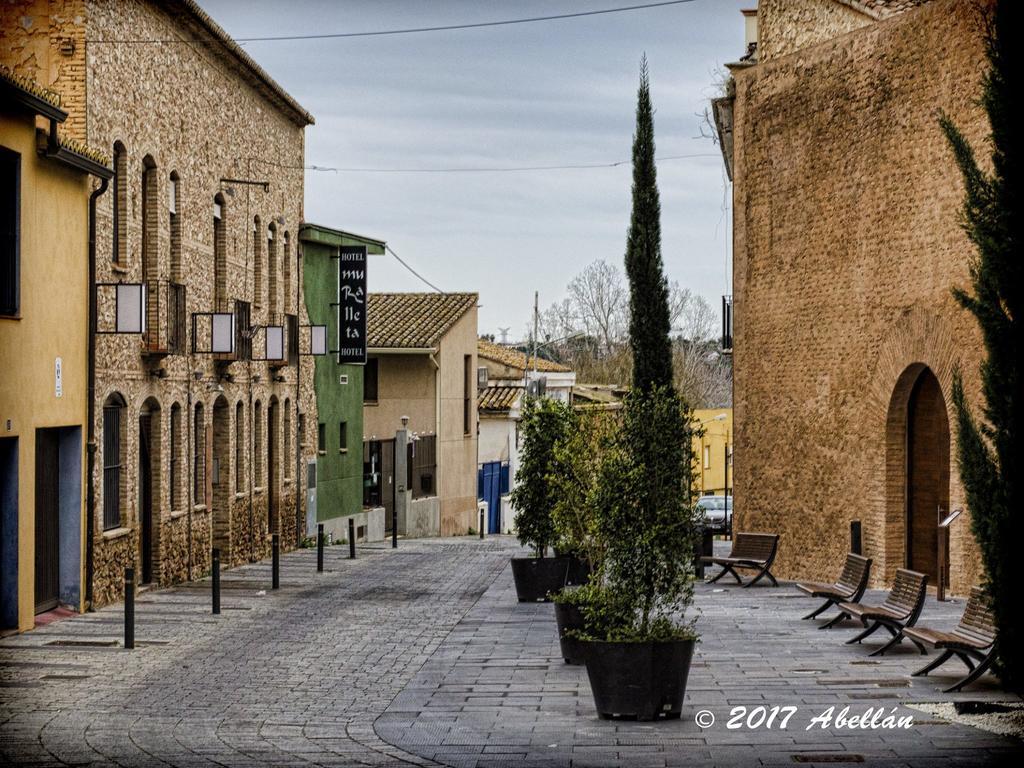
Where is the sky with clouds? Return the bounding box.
[201,0,748,339]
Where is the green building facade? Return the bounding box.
[299,223,385,534]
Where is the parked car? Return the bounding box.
[694,495,732,533]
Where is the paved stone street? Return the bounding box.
[2,537,1022,767]
[378,547,1022,768]
[0,537,518,767]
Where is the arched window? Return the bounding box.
[169,171,182,282]
[283,231,291,314]
[102,393,127,530]
[213,194,227,307]
[253,400,263,487]
[170,403,182,510]
[112,141,127,264]
[193,402,205,506]
[283,398,292,480]
[267,221,278,316]
[253,216,262,309]
[141,155,158,284]
[235,400,245,493]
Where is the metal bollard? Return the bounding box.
[317,524,324,573]
[272,534,280,589]
[392,506,398,549]
[348,518,356,559]
[479,507,485,540]
[211,548,221,615]
[124,567,135,649]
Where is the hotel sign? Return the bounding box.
[337,245,367,364]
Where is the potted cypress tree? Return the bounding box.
[508,397,574,602]
[573,57,702,720]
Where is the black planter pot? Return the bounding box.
[510,556,570,602]
[581,638,695,721]
[553,600,587,665]
[566,556,591,586]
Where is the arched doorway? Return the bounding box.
[905,368,949,580]
[211,396,231,562]
[138,398,161,584]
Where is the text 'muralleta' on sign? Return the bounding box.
[337,245,367,364]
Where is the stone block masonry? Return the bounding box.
[730,0,991,594]
[1,0,316,607]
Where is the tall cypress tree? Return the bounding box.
[625,56,674,393]
[941,0,1022,690]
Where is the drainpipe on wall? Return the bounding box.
[85,175,110,610]
[294,242,303,547]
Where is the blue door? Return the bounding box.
[478,461,502,534]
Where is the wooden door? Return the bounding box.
[34,430,59,613]
[906,369,949,580]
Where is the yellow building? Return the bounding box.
[0,69,111,632]
[692,408,733,498]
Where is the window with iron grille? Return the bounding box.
[102,398,124,529]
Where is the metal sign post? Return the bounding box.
[937,508,962,602]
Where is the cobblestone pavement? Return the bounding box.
[0,536,521,767]
[376,544,1023,768]
[3,538,1022,767]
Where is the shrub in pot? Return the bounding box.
[550,408,617,662]
[508,397,574,602]
[550,407,617,587]
[574,388,701,720]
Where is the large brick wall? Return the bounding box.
[731,0,990,594]
[2,0,316,606]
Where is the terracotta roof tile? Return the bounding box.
[478,385,523,413]
[477,339,572,373]
[367,293,477,349]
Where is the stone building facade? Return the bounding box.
[2,0,316,606]
[722,0,990,594]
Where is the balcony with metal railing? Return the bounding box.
[142,280,186,358]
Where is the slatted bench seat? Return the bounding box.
[701,532,779,588]
[906,586,997,692]
[836,568,928,657]
[796,553,872,627]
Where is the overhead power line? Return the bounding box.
[386,245,444,293]
[261,152,717,175]
[88,1,697,44]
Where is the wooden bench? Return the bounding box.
[836,568,928,657]
[795,553,872,627]
[702,532,779,588]
[906,586,997,692]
